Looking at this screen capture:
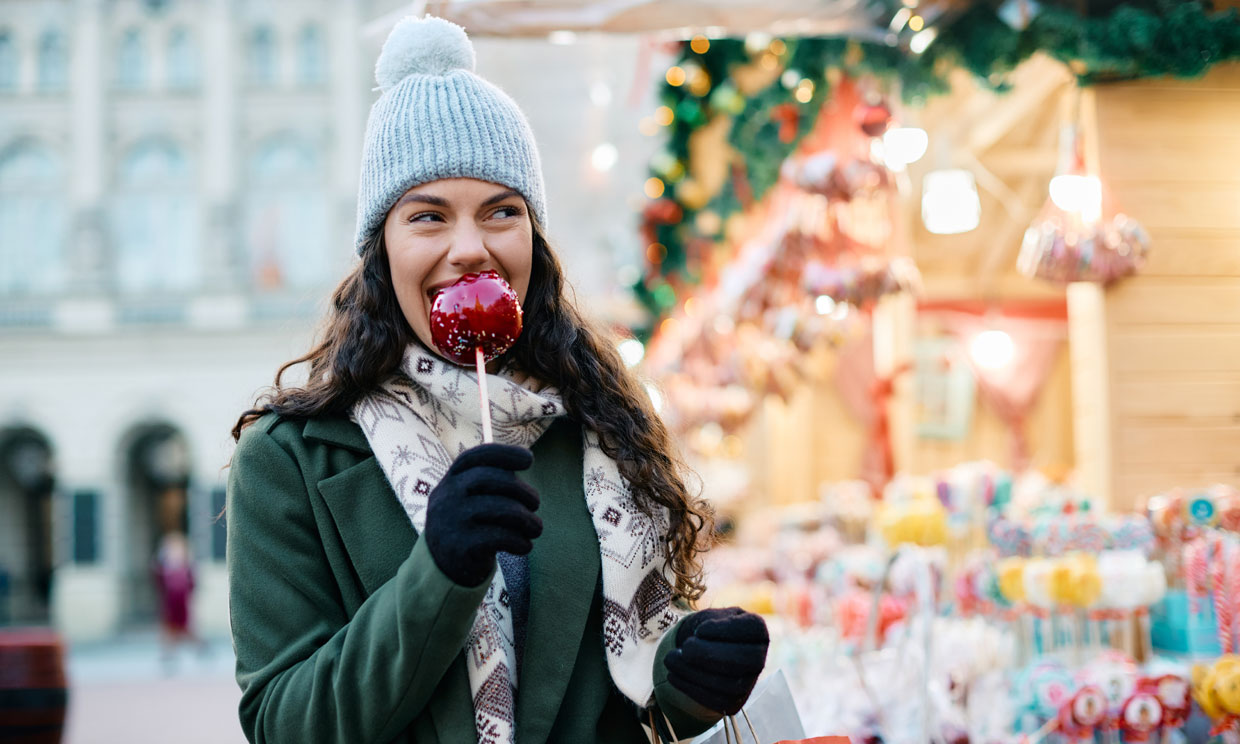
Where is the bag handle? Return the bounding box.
[648,708,761,744]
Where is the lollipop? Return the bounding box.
[429,270,523,442]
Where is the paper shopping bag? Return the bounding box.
[690,669,805,744]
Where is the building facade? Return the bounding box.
[0,0,658,641]
[0,0,372,640]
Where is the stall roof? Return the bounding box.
[367,0,886,40]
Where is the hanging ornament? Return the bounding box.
[856,100,892,137]
[1018,95,1150,286]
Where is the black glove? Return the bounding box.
[663,607,769,715]
[422,443,542,587]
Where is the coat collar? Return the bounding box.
[304,415,373,454]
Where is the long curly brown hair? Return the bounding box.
[233,223,714,603]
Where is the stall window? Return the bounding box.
[116,27,146,90]
[245,137,329,290]
[0,143,67,294]
[0,32,17,92]
[247,25,277,87]
[297,24,326,87]
[166,26,199,90]
[37,30,67,93]
[72,490,100,564]
[112,139,200,293]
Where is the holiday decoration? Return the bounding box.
[635,1,1240,329]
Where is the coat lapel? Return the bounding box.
[310,418,417,599]
[516,418,601,744]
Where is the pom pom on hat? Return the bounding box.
[375,15,475,91]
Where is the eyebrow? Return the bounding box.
[394,189,523,210]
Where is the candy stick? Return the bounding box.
[1021,716,1059,744]
[1214,537,1233,654]
[475,346,493,443]
[1228,537,1240,655]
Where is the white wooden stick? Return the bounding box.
[476,346,493,443]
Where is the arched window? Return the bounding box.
[37,30,67,92]
[0,32,17,92]
[0,143,67,294]
[116,27,146,90]
[247,25,276,87]
[113,140,200,292]
[296,24,325,87]
[166,27,199,90]
[245,138,329,289]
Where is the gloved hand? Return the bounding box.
[663,607,769,715]
[422,443,542,587]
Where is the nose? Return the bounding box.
[445,223,490,270]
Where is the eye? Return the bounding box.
[408,211,445,223]
[490,205,524,219]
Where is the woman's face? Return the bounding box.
[383,178,534,362]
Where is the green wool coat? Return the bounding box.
[226,412,722,744]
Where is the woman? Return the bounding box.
[227,16,768,744]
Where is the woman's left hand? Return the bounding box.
[663,606,769,715]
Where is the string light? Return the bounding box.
[769,39,787,56]
[646,242,667,263]
[617,338,645,367]
[591,143,618,172]
[908,15,925,31]
[910,27,938,54]
[795,80,814,103]
[922,169,981,234]
[654,106,675,126]
[644,178,665,199]
[666,66,687,87]
[1049,174,1103,223]
[882,127,929,170]
[690,35,710,54]
[970,330,1015,369]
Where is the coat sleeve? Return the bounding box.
[226,422,492,744]
[650,615,725,738]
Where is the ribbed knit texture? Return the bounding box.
[354,17,547,253]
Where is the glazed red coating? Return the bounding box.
[429,270,523,366]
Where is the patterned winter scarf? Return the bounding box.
[352,345,681,744]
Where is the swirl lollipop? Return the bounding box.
[430,270,523,442]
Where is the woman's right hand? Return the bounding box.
[423,443,542,587]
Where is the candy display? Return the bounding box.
[700,466,1240,744]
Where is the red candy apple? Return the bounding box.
[429,270,523,366]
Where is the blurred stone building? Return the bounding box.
[0,0,656,640]
[0,0,370,640]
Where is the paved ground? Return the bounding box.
[63,631,246,744]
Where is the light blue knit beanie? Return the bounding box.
[354,16,547,253]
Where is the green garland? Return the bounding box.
[633,0,1240,332]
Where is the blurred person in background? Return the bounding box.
[151,530,204,671]
[224,14,770,744]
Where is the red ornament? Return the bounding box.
[856,102,892,137]
[429,270,523,366]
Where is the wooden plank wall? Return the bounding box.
[1092,63,1240,511]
